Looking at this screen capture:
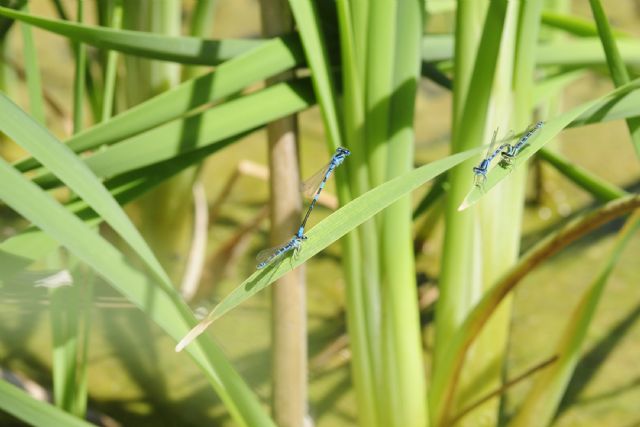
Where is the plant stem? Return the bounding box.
[537,147,627,201]
[437,193,640,427]
[19,2,45,124]
[100,0,122,123]
[378,1,427,426]
[183,0,217,80]
[123,0,192,282]
[431,2,508,425]
[588,0,640,158]
[72,0,85,133]
[260,1,306,426]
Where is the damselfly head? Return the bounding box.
[337,147,351,156]
[473,159,490,175]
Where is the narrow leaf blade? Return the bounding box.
[177,147,483,351]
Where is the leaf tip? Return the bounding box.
[458,198,471,211]
[175,318,214,352]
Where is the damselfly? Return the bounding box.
[256,234,307,270]
[472,128,509,188]
[297,147,351,237]
[256,147,350,270]
[500,121,544,165]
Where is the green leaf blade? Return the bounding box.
[459,77,640,210]
[0,5,265,65]
[0,379,94,427]
[0,93,173,291]
[0,154,274,427]
[177,147,482,351]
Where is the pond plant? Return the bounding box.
[0,1,638,426]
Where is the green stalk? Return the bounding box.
[447,3,541,425]
[364,0,395,188]
[536,0,569,206]
[123,0,193,282]
[51,1,89,418]
[431,3,508,425]
[74,265,92,417]
[50,273,80,413]
[541,10,629,38]
[73,6,91,415]
[50,0,100,123]
[20,2,45,124]
[537,148,627,201]
[588,0,640,158]
[0,3,25,162]
[100,0,122,123]
[341,2,386,425]
[451,0,487,129]
[349,0,367,84]
[286,5,382,427]
[183,0,217,80]
[190,0,217,37]
[446,3,544,425]
[356,3,393,423]
[72,0,85,133]
[334,2,380,425]
[450,3,543,425]
[0,34,7,155]
[378,1,427,426]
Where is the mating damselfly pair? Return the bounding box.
[256,147,351,269]
[472,121,544,187]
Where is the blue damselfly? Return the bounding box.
[297,147,351,236]
[500,121,544,164]
[256,234,307,270]
[472,128,510,187]
[256,147,350,269]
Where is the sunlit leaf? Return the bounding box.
[509,212,640,427]
[0,5,266,65]
[459,77,640,210]
[0,156,275,427]
[176,147,483,351]
[0,379,93,427]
